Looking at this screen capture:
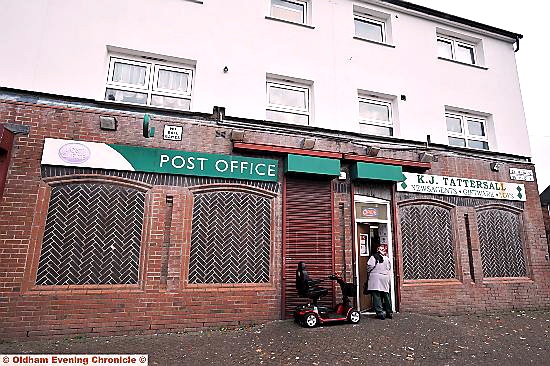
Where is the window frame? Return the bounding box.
[445,112,489,150]
[358,97,393,137]
[107,57,151,91]
[354,13,386,43]
[270,0,308,25]
[266,80,311,126]
[437,35,477,65]
[152,64,193,96]
[105,55,194,111]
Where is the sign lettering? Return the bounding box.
[398,172,526,201]
[41,138,279,182]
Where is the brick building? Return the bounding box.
[1,0,549,338]
[540,186,550,251]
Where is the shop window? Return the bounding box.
[477,207,526,278]
[446,111,489,150]
[266,79,311,125]
[270,0,309,25]
[105,54,194,110]
[359,96,393,136]
[188,190,271,283]
[36,183,145,285]
[399,203,456,280]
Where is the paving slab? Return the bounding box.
[1,310,550,365]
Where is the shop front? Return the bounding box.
[394,169,544,314]
[1,95,549,339]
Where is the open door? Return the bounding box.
[357,223,382,311]
[354,196,395,313]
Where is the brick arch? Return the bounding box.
[189,182,277,198]
[397,197,456,210]
[43,173,152,192]
[475,202,523,215]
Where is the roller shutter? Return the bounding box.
[283,176,334,318]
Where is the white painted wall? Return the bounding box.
[0,0,530,156]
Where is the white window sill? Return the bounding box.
[99,99,193,114]
[353,36,395,48]
[447,143,490,152]
[265,16,315,29]
[438,57,488,70]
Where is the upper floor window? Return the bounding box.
[105,55,194,110]
[266,80,310,125]
[446,112,489,150]
[359,97,393,136]
[270,0,308,25]
[353,6,392,45]
[354,13,385,43]
[437,35,477,65]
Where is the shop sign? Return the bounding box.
[510,168,534,182]
[41,138,278,182]
[355,202,387,220]
[362,208,378,217]
[398,172,526,201]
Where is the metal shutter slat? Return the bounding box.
[283,177,334,318]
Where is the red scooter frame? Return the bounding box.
[294,273,360,328]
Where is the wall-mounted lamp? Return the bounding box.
[99,116,117,131]
[419,152,434,163]
[230,129,245,142]
[301,138,316,150]
[365,145,380,157]
[143,114,155,138]
[490,162,502,172]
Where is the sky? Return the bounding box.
[412,0,549,193]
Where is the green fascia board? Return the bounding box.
[285,154,341,176]
[351,162,406,182]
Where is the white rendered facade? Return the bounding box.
[0,0,529,156]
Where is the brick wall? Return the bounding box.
[1,96,549,339]
[397,155,550,314]
[0,99,282,339]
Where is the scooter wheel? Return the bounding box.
[348,310,361,324]
[302,313,318,328]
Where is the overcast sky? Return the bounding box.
[412,0,549,193]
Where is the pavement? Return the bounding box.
[1,310,550,365]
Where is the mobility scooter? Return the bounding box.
[294,262,361,328]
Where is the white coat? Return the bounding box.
[367,254,392,293]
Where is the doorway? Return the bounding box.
[354,196,395,312]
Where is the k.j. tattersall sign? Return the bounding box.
[41,138,278,182]
[397,172,526,201]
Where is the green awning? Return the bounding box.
[285,154,341,176]
[351,162,406,182]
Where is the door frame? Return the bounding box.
[353,195,396,312]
